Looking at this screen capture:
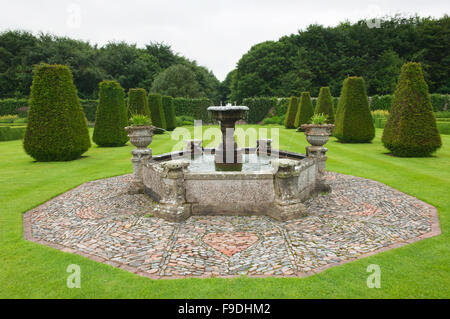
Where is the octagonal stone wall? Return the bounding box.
[185,172,275,216]
[142,150,320,221]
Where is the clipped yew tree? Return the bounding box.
[148,93,167,133]
[93,80,128,147]
[294,92,314,129]
[128,88,150,117]
[334,76,375,143]
[284,96,299,129]
[24,64,91,161]
[162,95,177,131]
[382,62,441,157]
[315,87,335,124]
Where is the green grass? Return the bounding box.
[373,118,450,135]
[0,126,449,298]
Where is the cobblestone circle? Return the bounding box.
[23,172,440,279]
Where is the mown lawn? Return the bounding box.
[0,126,449,298]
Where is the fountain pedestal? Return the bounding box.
[207,105,248,171]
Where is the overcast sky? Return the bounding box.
[1,0,448,81]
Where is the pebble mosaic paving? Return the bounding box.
[23,172,440,279]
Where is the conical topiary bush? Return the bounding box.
[294,92,314,129]
[23,63,91,161]
[128,88,150,117]
[148,93,167,134]
[93,80,129,147]
[315,87,335,124]
[382,62,441,157]
[334,76,375,143]
[284,96,299,129]
[162,95,177,131]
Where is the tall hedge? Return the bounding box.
[162,95,176,130]
[79,99,98,122]
[148,93,166,133]
[128,88,150,117]
[370,94,392,110]
[242,97,275,123]
[273,98,290,117]
[382,62,441,157]
[315,87,335,123]
[334,76,375,143]
[430,94,450,112]
[284,96,299,128]
[93,80,128,147]
[294,92,315,128]
[173,97,213,122]
[23,64,91,161]
[0,98,28,116]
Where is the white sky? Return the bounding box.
[0,0,448,81]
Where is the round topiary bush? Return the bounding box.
[334,76,375,143]
[382,62,441,157]
[294,92,314,129]
[284,96,299,129]
[93,80,129,147]
[148,93,167,134]
[315,87,335,124]
[128,88,150,117]
[162,95,177,131]
[23,64,91,161]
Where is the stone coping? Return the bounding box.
[184,171,274,180]
[151,148,307,162]
[149,148,314,179]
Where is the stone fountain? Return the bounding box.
[126,104,334,222]
[207,104,248,171]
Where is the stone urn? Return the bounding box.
[301,124,334,146]
[125,125,155,149]
[124,125,155,194]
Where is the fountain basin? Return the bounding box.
[142,146,322,222]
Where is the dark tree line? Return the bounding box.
[1,15,448,104]
[228,15,450,102]
[0,31,220,101]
